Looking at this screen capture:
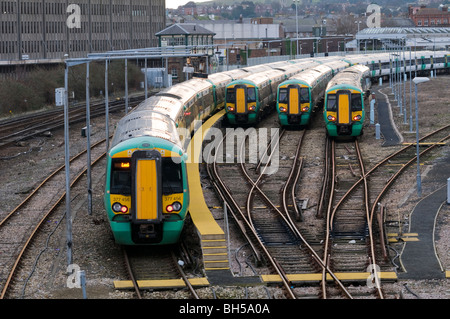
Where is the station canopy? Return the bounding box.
[356,27,450,48]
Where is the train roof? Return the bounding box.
[230,68,286,86]
[111,109,181,150]
[326,64,370,92]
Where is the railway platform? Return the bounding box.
[186,110,231,272]
[372,87,403,146]
[398,186,448,279]
[397,146,450,279]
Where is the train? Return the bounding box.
[276,59,348,127]
[323,64,371,137]
[224,59,314,125]
[104,50,449,245]
[103,60,314,245]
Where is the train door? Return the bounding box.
[288,85,299,115]
[235,85,247,114]
[131,150,163,244]
[337,91,351,125]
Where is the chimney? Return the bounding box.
[443,5,448,12]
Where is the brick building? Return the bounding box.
[409,5,450,27]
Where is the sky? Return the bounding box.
[166,0,210,9]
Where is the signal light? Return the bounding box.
[120,206,128,213]
[166,205,174,212]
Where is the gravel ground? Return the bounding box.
[0,75,449,300]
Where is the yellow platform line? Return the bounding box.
[261,272,397,283]
[186,110,226,240]
[114,277,210,290]
[186,110,229,271]
[446,271,450,278]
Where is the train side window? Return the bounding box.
[351,94,362,111]
[162,158,183,195]
[327,94,337,111]
[110,159,131,195]
[278,88,288,103]
[247,88,256,102]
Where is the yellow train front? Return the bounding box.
[324,64,371,137]
[104,110,189,245]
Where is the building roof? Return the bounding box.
[357,27,450,39]
[156,23,215,36]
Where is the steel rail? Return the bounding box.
[240,132,352,299]
[355,140,384,299]
[172,251,199,299]
[0,144,107,299]
[206,129,263,264]
[330,124,450,224]
[123,248,143,299]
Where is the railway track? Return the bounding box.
[319,124,450,298]
[122,245,199,299]
[207,113,351,299]
[0,95,145,149]
[0,138,108,299]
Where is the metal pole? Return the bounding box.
[105,59,110,151]
[415,83,421,197]
[409,47,413,131]
[403,42,407,125]
[144,58,148,99]
[64,64,73,266]
[125,59,129,114]
[295,0,299,57]
[86,62,92,216]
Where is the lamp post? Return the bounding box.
[294,0,299,57]
[355,20,362,53]
[413,76,430,198]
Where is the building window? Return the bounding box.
[171,68,178,78]
[417,20,422,26]
[424,19,428,26]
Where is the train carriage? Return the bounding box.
[104,50,449,246]
[324,64,371,137]
[276,60,348,127]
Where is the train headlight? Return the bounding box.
[327,115,336,122]
[248,105,256,111]
[112,202,128,213]
[279,106,287,112]
[353,115,362,121]
[227,106,234,112]
[172,202,182,211]
[301,106,310,112]
[166,202,182,213]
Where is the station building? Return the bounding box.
[0,0,165,63]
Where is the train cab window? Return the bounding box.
[278,88,288,103]
[111,159,131,195]
[226,88,235,103]
[327,94,337,111]
[247,88,256,103]
[162,158,183,195]
[351,94,362,111]
[300,88,309,103]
